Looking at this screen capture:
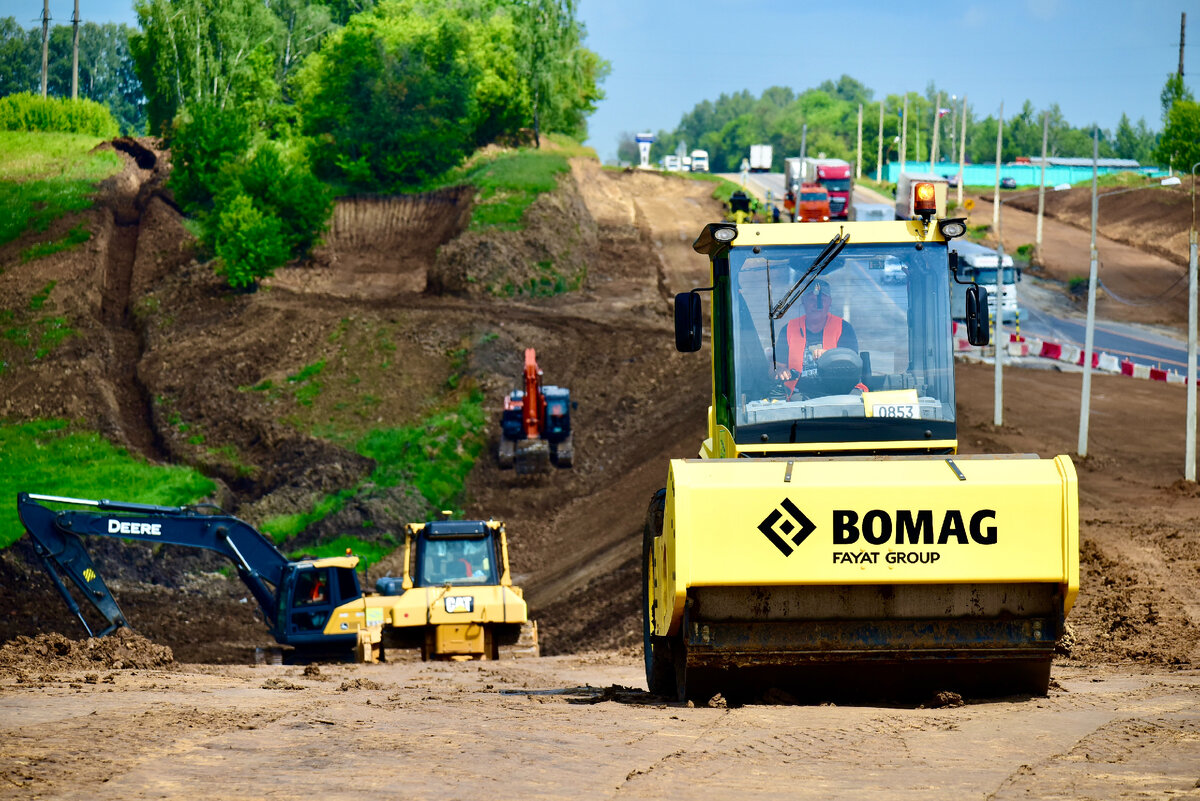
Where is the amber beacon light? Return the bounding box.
[913,181,937,221]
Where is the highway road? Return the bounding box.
[729,171,887,212]
[1014,280,1189,372]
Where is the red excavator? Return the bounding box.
[498,348,574,474]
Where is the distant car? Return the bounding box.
[944,174,960,188]
[1000,177,1017,189]
[881,256,906,284]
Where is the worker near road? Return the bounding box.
[775,278,858,385]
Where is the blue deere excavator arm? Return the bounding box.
[16,492,289,639]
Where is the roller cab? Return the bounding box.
[646,218,1078,701]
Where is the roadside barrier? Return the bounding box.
[951,323,1192,384]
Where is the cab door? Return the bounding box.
[283,566,336,639]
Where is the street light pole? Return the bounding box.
[956,95,967,207]
[993,103,1004,427]
[876,102,884,183]
[1187,161,1199,481]
[1078,129,1100,457]
[1035,112,1048,261]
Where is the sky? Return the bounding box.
[10,0,1197,162]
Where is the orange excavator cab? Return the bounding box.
[498,348,574,474]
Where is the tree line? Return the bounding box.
[1,1,607,288]
[623,74,1197,176]
[0,18,145,134]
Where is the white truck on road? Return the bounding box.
[949,240,1020,322]
[749,144,773,172]
[690,149,709,172]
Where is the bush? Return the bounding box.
[167,105,252,213]
[219,144,332,257]
[212,194,290,288]
[0,93,118,137]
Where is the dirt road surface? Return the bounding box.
[1,145,1199,799]
[1,654,1197,800]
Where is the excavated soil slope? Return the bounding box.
[0,146,1197,799]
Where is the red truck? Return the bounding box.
[796,183,830,222]
[801,157,852,220]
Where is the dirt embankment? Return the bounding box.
[964,178,1193,329]
[0,143,1196,682]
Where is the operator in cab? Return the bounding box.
[774,278,858,390]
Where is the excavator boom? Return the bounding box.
[18,492,288,638]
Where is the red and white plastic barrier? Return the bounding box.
[952,323,1192,383]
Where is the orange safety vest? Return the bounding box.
[784,315,865,395]
[786,315,844,374]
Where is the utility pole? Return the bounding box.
[993,101,1003,231]
[72,0,81,100]
[856,103,863,181]
[949,95,958,170]
[1078,129,1101,457]
[876,102,884,183]
[929,92,941,173]
[957,95,967,207]
[40,0,50,98]
[993,104,1005,427]
[1187,160,1198,481]
[1181,12,1187,77]
[1035,112,1049,261]
[796,123,807,222]
[899,96,908,175]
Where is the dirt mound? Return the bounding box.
[0,629,173,672]
[427,171,597,296]
[274,188,474,297]
[1005,180,1192,268]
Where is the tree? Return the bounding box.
[46,23,147,134]
[130,0,283,135]
[1154,100,1200,172]
[0,17,39,97]
[294,1,477,187]
[1113,113,1156,164]
[615,131,638,165]
[514,0,607,146]
[1160,73,1194,125]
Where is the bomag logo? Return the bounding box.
[757,502,998,561]
[107,519,163,536]
[833,509,997,546]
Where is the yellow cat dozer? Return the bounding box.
[645,199,1078,701]
[371,517,538,661]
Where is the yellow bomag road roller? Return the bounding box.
[644,190,1078,701]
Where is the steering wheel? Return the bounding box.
[816,348,864,395]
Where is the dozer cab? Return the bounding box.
[644,201,1078,701]
[374,516,538,660]
[498,348,574,474]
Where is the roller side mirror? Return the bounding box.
[674,292,703,352]
[965,284,990,347]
